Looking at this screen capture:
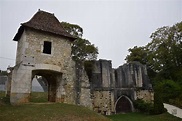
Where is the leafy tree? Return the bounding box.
[125,46,147,64]
[125,21,182,81]
[125,22,182,108]
[72,38,98,62]
[146,22,182,80]
[125,46,157,82]
[61,22,83,38]
[61,22,98,63]
[61,22,98,103]
[155,80,181,103]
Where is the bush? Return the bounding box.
[134,99,153,114]
[134,91,167,115]
[169,97,182,109]
[153,91,166,115]
[155,80,181,103]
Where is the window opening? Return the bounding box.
[43,41,52,54]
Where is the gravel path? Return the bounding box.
[164,103,182,119]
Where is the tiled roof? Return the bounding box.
[13,10,76,41]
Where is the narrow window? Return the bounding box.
[43,41,52,54]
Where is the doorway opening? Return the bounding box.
[31,75,48,102]
[115,95,134,113]
[30,70,62,103]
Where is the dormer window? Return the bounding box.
[43,41,52,54]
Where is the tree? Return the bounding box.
[61,22,83,38]
[71,38,98,62]
[61,22,98,104]
[125,21,182,81]
[125,46,157,82]
[61,22,98,63]
[125,46,148,64]
[155,80,181,102]
[146,22,182,80]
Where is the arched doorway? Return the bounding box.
[31,75,48,102]
[115,95,134,113]
[31,70,62,102]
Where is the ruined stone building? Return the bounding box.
[90,60,153,115]
[8,10,153,115]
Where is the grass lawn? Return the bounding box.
[107,112,182,121]
[1,91,181,121]
[0,91,110,121]
[30,92,48,102]
[0,103,110,121]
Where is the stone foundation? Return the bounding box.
[10,93,30,105]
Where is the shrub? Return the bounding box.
[169,97,182,109]
[153,91,166,115]
[155,80,181,103]
[134,99,153,114]
[134,91,167,115]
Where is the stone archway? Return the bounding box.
[32,70,62,102]
[115,95,134,113]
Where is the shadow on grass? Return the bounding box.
[107,112,182,121]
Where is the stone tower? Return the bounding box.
[11,10,77,104]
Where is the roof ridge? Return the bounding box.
[14,10,76,41]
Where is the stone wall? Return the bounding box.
[11,28,76,105]
[90,59,153,115]
[79,68,92,109]
[24,28,72,67]
[135,90,154,102]
[92,91,115,115]
[90,60,114,89]
[90,60,114,115]
[115,62,150,89]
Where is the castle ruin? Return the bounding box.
[7,10,153,115]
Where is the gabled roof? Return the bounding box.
[13,10,76,41]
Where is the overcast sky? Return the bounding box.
[0,0,181,70]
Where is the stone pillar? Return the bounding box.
[10,65,32,104]
[100,60,112,88]
[56,74,65,102]
[6,75,11,97]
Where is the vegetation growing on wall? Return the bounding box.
[84,61,94,80]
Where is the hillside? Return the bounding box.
[0,103,110,121]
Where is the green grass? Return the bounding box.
[1,91,181,121]
[0,91,48,104]
[0,91,110,121]
[30,92,48,102]
[0,103,110,121]
[107,112,182,121]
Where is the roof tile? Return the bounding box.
[13,10,76,41]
